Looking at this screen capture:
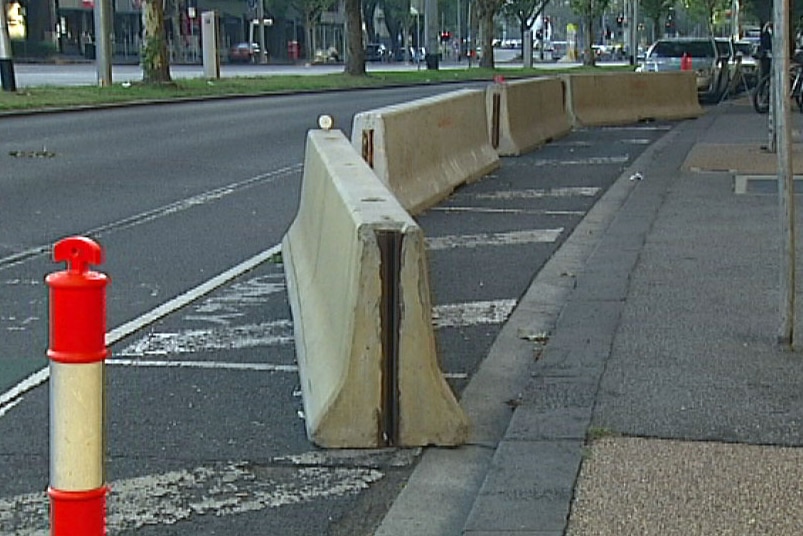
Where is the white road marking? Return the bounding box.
[0,165,300,270]
[529,155,629,166]
[114,298,516,368]
[426,229,562,250]
[116,320,294,356]
[0,462,383,534]
[432,206,586,216]
[0,245,282,418]
[0,398,22,418]
[0,368,49,415]
[108,359,469,380]
[473,187,599,200]
[106,245,282,345]
[599,125,672,131]
[432,299,517,329]
[184,274,286,326]
[108,359,298,372]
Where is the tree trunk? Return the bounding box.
[479,10,495,68]
[141,0,173,83]
[344,0,365,75]
[307,14,316,62]
[583,16,595,66]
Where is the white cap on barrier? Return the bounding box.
[318,115,334,131]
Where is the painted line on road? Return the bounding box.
[426,229,562,250]
[0,462,384,534]
[112,298,517,376]
[106,359,469,380]
[529,155,629,166]
[599,125,672,131]
[432,206,586,216]
[116,320,294,356]
[432,299,517,329]
[472,187,600,200]
[0,244,282,419]
[108,359,298,373]
[0,164,301,270]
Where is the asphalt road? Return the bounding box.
[0,86,671,534]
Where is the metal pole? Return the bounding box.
[94,0,112,87]
[0,0,17,92]
[467,1,471,67]
[631,0,638,65]
[773,0,795,348]
[457,0,461,61]
[257,0,267,63]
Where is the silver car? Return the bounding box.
[637,37,731,102]
[733,40,759,87]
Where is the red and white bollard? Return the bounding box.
[46,236,109,536]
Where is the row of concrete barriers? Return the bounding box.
[282,71,703,448]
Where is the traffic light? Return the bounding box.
[440,31,451,43]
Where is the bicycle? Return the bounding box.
[753,62,803,113]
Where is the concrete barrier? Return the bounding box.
[487,77,572,156]
[564,71,704,127]
[351,89,499,215]
[282,128,470,448]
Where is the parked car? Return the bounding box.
[365,43,388,62]
[550,41,568,61]
[228,42,261,63]
[734,39,759,87]
[636,37,730,102]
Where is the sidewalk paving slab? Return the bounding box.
[379,97,803,536]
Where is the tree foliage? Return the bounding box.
[640,0,675,40]
[682,0,729,33]
[295,0,338,60]
[502,0,550,46]
[569,0,610,65]
[381,0,412,57]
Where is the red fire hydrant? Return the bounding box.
[681,52,692,71]
[46,236,109,536]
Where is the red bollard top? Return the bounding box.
[46,237,109,364]
[681,53,692,71]
[53,236,104,275]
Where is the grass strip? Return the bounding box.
[0,65,634,112]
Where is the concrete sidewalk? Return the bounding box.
[376,96,803,535]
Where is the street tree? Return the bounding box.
[640,0,675,40]
[502,0,551,58]
[475,0,506,67]
[363,0,381,43]
[569,0,611,66]
[344,0,366,74]
[381,0,412,59]
[297,0,338,61]
[141,0,172,83]
[683,0,729,33]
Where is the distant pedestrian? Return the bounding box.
[759,21,772,80]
